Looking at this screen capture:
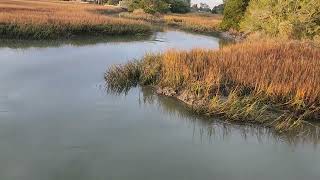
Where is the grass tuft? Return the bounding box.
[105,61,141,94]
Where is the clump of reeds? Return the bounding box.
[105,61,141,94]
[105,39,320,135]
[0,0,151,39]
[105,54,162,93]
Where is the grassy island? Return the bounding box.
[105,40,320,136]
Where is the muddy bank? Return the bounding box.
[155,86,320,139]
[156,87,207,108]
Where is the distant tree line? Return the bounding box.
[122,0,191,14]
[211,4,224,14]
[191,3,224,14]
[107,0,120,5]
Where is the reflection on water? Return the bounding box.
[0,29,232,50]
[137,87,320,146]
[1,30,320,180]
[0,34,152,49]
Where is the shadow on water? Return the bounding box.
[0,34,153,49]
[0,29,232,50]
[116,86,320,147]
[162,27,235,48]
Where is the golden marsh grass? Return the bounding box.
[164,13,222,33]
[0,0,151,39]
[119,12,222,34]
[105,40,320,135]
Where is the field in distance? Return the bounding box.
[0,0,151,39]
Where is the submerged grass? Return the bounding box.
[106,61,141,94]
[105,40,320,136]
[0,0,151,39]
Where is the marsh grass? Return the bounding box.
[0,0,151,39]
[105,61,141,94]
[119,12,165,24]
[118,12,222,34]
[164,14,222,34]
[140,87,320,144]
[105,40,320,135]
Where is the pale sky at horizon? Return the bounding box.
[191,0,223,8]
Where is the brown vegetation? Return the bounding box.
[119,9,165,23]
[0,0,151,39]
[105,40,320,135]
[164,13,222,33]
[158,41,320,107]
[119,11,222,34]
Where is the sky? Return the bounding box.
[191,0,223,8]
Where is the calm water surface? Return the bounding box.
[0,30,319,180]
